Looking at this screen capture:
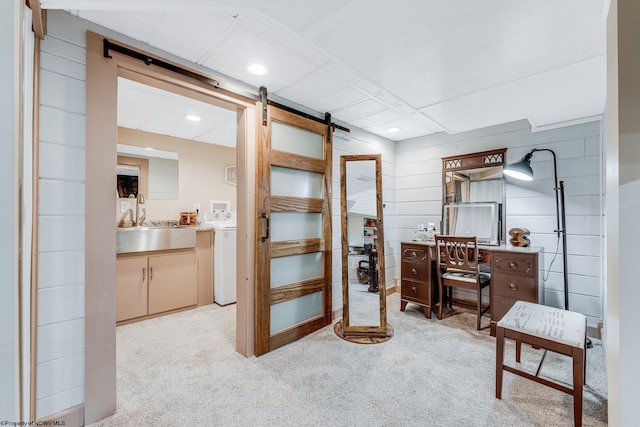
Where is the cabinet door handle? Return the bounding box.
[508,282,518,291]
[411,268,418,275]
[142,267,146,281]
[411,286,418,293]
[508,261,519,270]
[150,267,154,280]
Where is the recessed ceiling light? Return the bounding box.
[184,114,201,122]
[387,127,400,133]
[247,63,269,76]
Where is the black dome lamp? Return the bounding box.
[503,151,534,181]
[503,149,593,348]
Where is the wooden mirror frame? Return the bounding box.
[335,154,393,342]
[441,148,507,244]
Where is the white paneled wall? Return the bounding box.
[1,1,20,419]
[396,119,603,328]
[37,15,87,418]
[332,130,396,312]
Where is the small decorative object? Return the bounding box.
[225,165,237,186]
[179,211,198,226]
[413,223,435,241]
[508,227,530,247]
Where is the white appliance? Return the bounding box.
[205,208,237,306]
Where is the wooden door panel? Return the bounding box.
[255,104,332,355]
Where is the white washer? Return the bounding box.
[206,217,236,306]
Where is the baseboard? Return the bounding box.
[588,321,602,340]
[39,404,84,427]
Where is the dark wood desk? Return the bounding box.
[399,241,544,334]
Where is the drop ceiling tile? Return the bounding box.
[374,92,403,108]
[311,0,606,116]
[420,56,606,134]
[323,86,368,106]
[200,22,317,93]
[408,112,447,132]
[366,108,404,124]
[76,10,157,43]
[274,86,319,109]
[195,121,237,148]
[290,68,351,99]
[322,61,361,84]
[349,116,378,129]
[382,116,423,129]
[394,104,418,115]
[262,0,357,38]
[353,79,383,97]
[347,98,387,116]
[330,107,362,123]
[307,99,340,115]
[237,14,331,66]
[147,12,235,63]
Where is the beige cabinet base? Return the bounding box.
[116,256,148,322]
[116,248,198,324]
[148,251,197,315]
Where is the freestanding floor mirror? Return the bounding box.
[334,154,393,343]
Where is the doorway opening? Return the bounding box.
[85,31,257,422]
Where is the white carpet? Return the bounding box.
[90,294,608,427]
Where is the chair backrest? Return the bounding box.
[435,235,479,274]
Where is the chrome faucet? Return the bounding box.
[135,192,145,226]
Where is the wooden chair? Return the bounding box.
[435,235,490,329]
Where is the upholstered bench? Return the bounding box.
[495,301,587,427]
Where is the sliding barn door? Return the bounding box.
[255,105,332,356]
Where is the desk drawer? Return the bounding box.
[493,253,535,277]
[402,246,428,262]
[401,279,430,303]
[492,273,536,299]
[401,261,429,282]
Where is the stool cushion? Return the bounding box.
[497,301,586,348]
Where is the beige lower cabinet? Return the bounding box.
[147,251,197,314]
[115,256,148,322]
[196,230,213,306]
[116,249,198,323]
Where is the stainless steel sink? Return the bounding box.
[116,226,197,254]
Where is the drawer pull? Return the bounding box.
[411,268,418,275]
[508,282,519,291]
[411,251,418,258]
[411,286,418,293]
[508,261,519,270]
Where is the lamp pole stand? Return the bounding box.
[548,151,592,348]
[558,180,569,311]
[505,148,592,348]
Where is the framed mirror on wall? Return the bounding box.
[334,154,393,343]
[441,148,507,245]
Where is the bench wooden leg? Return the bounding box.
[495,326,505,399]
[572,347,584,427]
[515,340,522,363]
